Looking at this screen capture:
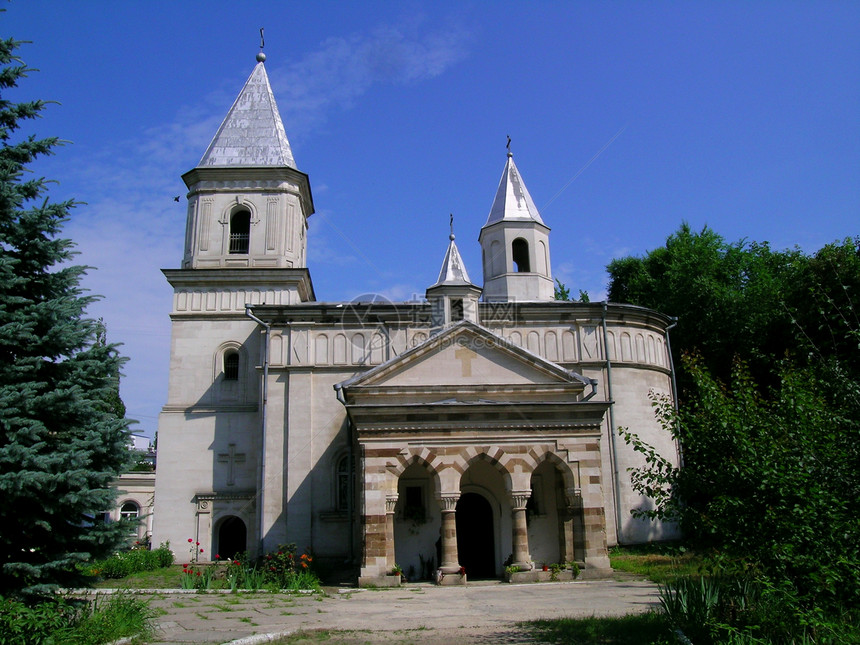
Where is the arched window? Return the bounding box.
[451,298,464,321]
[229,210,251,254]
[512,238,530,272]
[336,454,353,512]
[120,502,140,521]
[224,351,239,381]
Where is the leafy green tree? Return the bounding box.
[606,224,860,390]
[620,355,860,610]
[0,38,131,596]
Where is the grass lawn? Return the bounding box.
[91,565,184,589]
[524,612,672,644]
[609,544,703,584]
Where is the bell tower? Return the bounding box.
[180,53,313,271]
[478,149,553,302]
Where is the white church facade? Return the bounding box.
[152,53,680,584]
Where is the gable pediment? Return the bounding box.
[338,321,588,391]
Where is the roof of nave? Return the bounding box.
[197,60,297,169]
[484,152,545,227]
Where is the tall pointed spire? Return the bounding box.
[484,152,544,226]
[198,57,296,168]
[479,144,553,302]
[180,49,314,272]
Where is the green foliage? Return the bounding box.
[620,355,860,612]
[155,542,174,568]
[88,543,173,580]
[0,595,78,644]
[659,575,860,644]
[609,545,702,584]
[0,593,152,645]
[262,543,319,590]
[524,612,671,644]
[554,279,590,303]
[607,224,860,390]
[0,38,131,596]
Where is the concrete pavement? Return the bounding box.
[140,577,661,644]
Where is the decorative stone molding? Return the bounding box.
[564,486,583,508]
[437,493,460,512]
[385,495,399,514]
[510,491,531,510]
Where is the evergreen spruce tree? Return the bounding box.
[0,37,132,596]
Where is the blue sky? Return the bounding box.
[5,2,858,439]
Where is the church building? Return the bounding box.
[152,52,680,585]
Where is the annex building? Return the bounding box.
[151,52,680,585]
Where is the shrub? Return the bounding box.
[88,542,174,580]
[0,593,152,645]
[154,542,174,568]
[95,556,132,580]
[58,593,153,644]
[261,543,319,590]
[0,596,80,645]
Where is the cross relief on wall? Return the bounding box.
[217,444,246,486]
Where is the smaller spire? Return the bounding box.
[430,216,475,288]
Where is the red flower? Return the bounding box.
[215,554,220,560]
[195,541,200,546]
[196,571,201,577]
[233,561,240,566]
[187,538,193,543]
[183,563,189,567]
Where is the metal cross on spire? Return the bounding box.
[256,28,267,62]
[506,135,512,155]
[449,213,454,240]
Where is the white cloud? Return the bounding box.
[269,20,470,139]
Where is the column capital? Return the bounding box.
[436,493,460,512]
[510,490,531,510]
[385,495,398,514]
[564,486,582,509]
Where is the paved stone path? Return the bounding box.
[141,578,660,644]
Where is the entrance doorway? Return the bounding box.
[456,493,496,579]
[217,516,246,560]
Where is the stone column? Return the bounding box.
[510,491,533,570]
[385,495,398,571]
[559,486,582,563]
[437,494,461,574]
